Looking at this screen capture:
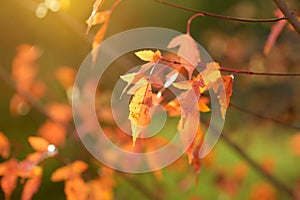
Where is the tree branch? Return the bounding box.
[273,0,300,35]
[230,103,300,131]
[220,133,295,198]
[219,67,300,76]
[153,0,287,23]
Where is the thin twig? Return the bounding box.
[152,0,287,23]
[273,0,300,35]
[219,67,300,76]
[230,103,300,130]
[161,57,300,77]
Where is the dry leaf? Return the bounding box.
[128,84,152,146]
[46,103,72,124]
[0,158,18,200]
[168,34,201,78]
[86,0,105,34]
[55,66,76,89]
[0,132,10,159]
[219,75,234,119]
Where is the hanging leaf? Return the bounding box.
[86,0,105,34]
[167,34,201,78]
[135,50,161,62]
[263,9,287,55]
[201,62,221,87]
[219,75,234,119]
[128,84,152,146]
[0,132,10,159]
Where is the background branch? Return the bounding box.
[153,0,287,23]
[273,0,300,35]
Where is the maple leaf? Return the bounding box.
[135,50,161,62]
[0,132,10,159]
[128,84,152,146]
[51,160,88,182]
[167,34,201,78]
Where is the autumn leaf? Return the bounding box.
[168,34,201,78]
[0,158,19,200]
[65,177,87,200]
[21,166,43,200]
[263,9,287,55]
[38,120,66,146]
[201,62,221,87]
[55,66,76,89]
[0,132,10,159]
[28,136,49,152]
[249,182,277,200]
[219,75,234,119]
[87,10,111,27]
[135,50,161,62]
[51,160,88,182]
[86,0,105,34]
[128,84,152,146]
[46,103,72,124]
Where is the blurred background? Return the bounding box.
[0,0,300,199]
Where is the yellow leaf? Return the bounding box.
[0,132,10,159]
[86,10,111,26]
[128,84,152,146]
[28,137,49,152]
[135,50,161,62]
[201,62,221,86]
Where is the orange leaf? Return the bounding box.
[249,182,277,200]
[87,177,114,200]
[21,167,42,200]
[55,66,76,89]
[0,158,18,200]
[65,177,87,200]
[51,161,88,182]
[28,137,49,152]
[38,120,66,147]
[46,103,72,124]
[219,75,234,119]
[0,132,10,159]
